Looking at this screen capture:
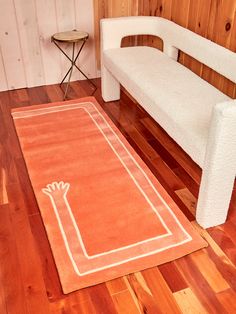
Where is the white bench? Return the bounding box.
[100,16,236,228]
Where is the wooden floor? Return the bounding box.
[0,79,236,314]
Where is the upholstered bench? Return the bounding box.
[100,16,236,228]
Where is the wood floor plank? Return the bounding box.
[74,79,97,99]
[101,101,126,129]
[15,158,40,215]
[173,167,199,198]
[175,256,227,313]
[208,227,236,266]
[50,294,97,314]
[133,120,156,142]
[192,222,236,291]
[44,84,64,103]
[0,167,8,205]
[0,204,28,314]
[106,277,127,295]
[17,88,30,104]
[175,188,197,216]
[6,183,50,314]
[125,124,161,161]
[49,299,67,314]
[28,213,62,301]
[190,249,230,293]
[72,298,97,314]
[141,267,182,313]
[220,221,236,247]
[88,283,118,314]
[0,100,24,161]
[111,290,141,314]
[173,288,207,314]
[206,245,236,292]
[122,276,142,313]
[0,286,7,314]
[192,222,233,261]
[0,103,8,144]
[216,289,236,313]
[150,156,185,191]
[158,262,188,293]
[148,137,181,170]
[7,89,20,108]
[27,86,50,106]
[126,273,163,314]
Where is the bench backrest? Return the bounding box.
[101,16,236,83]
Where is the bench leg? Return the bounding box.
[196,165,235,228]
[196,101,236,228]
[101,66,120,102]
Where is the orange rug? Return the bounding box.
[12,97,207,293]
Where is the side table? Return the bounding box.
[51,30,96,99]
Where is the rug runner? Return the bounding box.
[12,97,207,293]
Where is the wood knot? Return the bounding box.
[27,285,32,294]
[47,290,53,298]
[159,5,163,13]
[225,22,231,31]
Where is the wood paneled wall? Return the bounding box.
[94,0,236,98]
[0,0,97,92]
[93,0,139,69]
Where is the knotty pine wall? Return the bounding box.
[0,0,98,92]
[94,0,236,98]
[93,0,139,68]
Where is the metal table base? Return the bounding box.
[52,31,97,100]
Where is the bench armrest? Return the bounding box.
[100,16,163,50]
[214,100,236,118]
[100,16,178,60]
[203,99,236,180]
[197,100,236,227]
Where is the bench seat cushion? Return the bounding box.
[103,46,231,167]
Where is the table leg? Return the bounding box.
[60,66,72,86]
[73,40,97,90]
[52,37,97,99]
[74,63,97,89]
[63,42,75,100]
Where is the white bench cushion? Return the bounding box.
[103,46,231,166]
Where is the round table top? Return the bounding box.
[52,30,89,43]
